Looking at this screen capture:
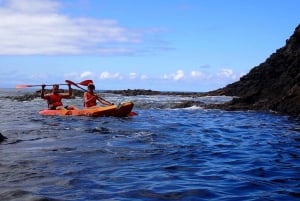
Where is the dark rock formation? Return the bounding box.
[4,89,84,101]
[170,101,205,109]
[0,132,7,142]
[105,89,162,96]
[104,89,205,97]
[207,24,300,117]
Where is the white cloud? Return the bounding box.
[99,71,123,80]
[80,71,93,78]
[190,70,205,78]
[59,68,242,92]
[217,68,237,79]
[173,70,184,81]
[99,71,111,79]
[129,72,137,79]
[0,0,147,55]
[163,70,185,81]
[3,0,60,14]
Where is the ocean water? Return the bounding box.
[0,89,299,201]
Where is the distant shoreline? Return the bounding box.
[103,89,207,97]
[0,88,212,102]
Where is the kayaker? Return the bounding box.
[83,83,113,107]
[41,84,76,110]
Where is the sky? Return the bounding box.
[0,0,299,92]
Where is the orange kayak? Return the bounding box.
[39,102,135,117]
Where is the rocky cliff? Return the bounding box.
[208,24,300,117]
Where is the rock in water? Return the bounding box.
[0,132,7,142]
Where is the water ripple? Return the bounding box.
[0,96,299,200]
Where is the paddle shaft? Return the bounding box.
[16,80,93,89]
[16,83,70,88]
[66,80,113,105]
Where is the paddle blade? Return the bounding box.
[16,84,31,89]
[65,80,76,85]
[129,111,138,116]
[65,80,86,92]
[79,80,93,86]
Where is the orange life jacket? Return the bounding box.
[48,94,63,109]
[84,92,97,107]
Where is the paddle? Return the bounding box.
[16,80,93,89]
[65,80,114,105]
[128,111,138,116]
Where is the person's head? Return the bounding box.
[52,84,59,94]
[88,83,95,91]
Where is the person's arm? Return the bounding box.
[67,84,72,97]
[84,92,112,106]
[84,92,97,105]
[96,95,114,106]
[41,84,46,99]
[61,84,72,98]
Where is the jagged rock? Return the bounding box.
[207,24,300,117]
[4,89,84,101]
[0,132,7,142]
[105,89,161,96]
[170,101,205,109]
[104,89,205,96]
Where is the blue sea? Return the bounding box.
[0,89,299,201]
